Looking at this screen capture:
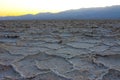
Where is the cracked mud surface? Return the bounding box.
[0,20,120,80]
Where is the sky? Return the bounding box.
[0,0,120,16]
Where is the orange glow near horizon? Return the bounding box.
[0,9,59,16]
[0,0,120,16]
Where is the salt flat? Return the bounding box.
[0,20,120,80]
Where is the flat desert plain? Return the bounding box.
[0,20,120,80]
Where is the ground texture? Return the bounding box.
[0,20,120,80]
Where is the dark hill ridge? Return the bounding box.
[0,5,120,20]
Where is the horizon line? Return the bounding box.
[0,5,120,17]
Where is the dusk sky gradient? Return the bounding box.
[0,0,120,16]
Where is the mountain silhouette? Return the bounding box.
[0,5,120,20]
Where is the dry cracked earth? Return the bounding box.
[0,20,120,80]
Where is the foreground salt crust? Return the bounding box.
[0,20,120,80]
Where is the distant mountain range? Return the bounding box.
[0,5,120,20]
